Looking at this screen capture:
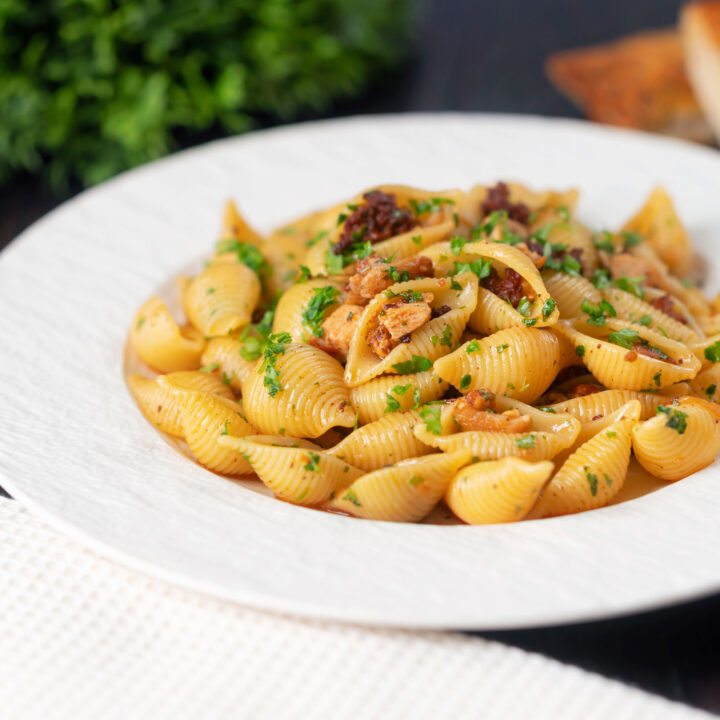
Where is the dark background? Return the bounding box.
[3,0,719,713]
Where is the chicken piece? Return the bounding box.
[345,255,434,305]
[568,383,604,398]
[379,300,432,341]
[515,241,547,269]
[452,389,533,433]
[310,304,363,360]
[608,253,664,288]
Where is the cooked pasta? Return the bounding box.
[125,180,720,524]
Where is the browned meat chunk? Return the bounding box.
[453,391,533,433]
[333,191,418,255]
[651,294,687,324]
[345,255,433,305]
[366,292,434,358]
[481,182,531,225]
[309,304,363,360]
[515,241,546,269]
[632,342,676,363]
[608,253,663,288]
[481,268,531,307]
[568,383,604,398]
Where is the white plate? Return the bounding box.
[2,113,720,630]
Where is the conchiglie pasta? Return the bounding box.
[529,209,598,278]
[530,400,641,517]
[242,342,354,437]
[127,371,234,436]
[632,397,720,481]
[344,273,478,386]
[217,435,363,505]
[555,319,700,390]
[413,397,580,462]
[445,457,554,525]
[158,377,257,474]
[259,231,312,299]
[689,365,720,403]
[183,263,260,337]
[601,287,701,344]
[434,327,562,403]
[200,336,256,391]
[547,388,667,422]
[541,270,601,319]
[272,278,344,342]
[349,370,448,425]
[324,411,430,471]
[130,297,205,372]
[326,450,472,522]
[221,200,264,247]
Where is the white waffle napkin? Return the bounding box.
[0,496,709,720]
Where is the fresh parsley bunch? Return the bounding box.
[0,0,413,188]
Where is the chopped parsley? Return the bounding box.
[453,258,492,280]
[613,275,644,299]
[516,434,536,449]
[704,340,720,364]
[408,475,425,486]
[259,332,292,397]
[215,238,267,274]
[301,286,340,338]
[581,298,617,326]
[411,234,423,246]
[607,328,640,350]
[220,420,230,436]
[653,372,661,387]
[412,387,421,409]
[497,343,509,353]
[303,452,321,473]
[306,229,329,248]
[591,268,612,288]
[392,355,432,374]
[620,230,643,247]
[459,374,472,390]
[536,406,556,413]
[657,404,688,434]
[542,298,556,321]
[199,363,219,373]
[522,318,537,327]
[466,339,481,354]
[420,404,443,435]
[384,383,412,413]
[135,317,146,330]
[409,197,456,216]
[516,296,532,317]
[636,314,653,327]
[706,384,717,398]
[439,325,453,348]
[238,309,275,361]
[296,265,312,283]
[343,487,361,507]
[576,345,585,357]
[584,466,598,496]
[386,265,410,283]
[450,235,469,256]
[593,231,615,253]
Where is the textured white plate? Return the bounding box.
[2,113,720,630]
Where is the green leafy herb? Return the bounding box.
[607,328,640,350]
[636,314,653,327]
[542,298,556,321]
[220,420,230,436]
[206,287,216,294]
[412,387,420,409]
[576,345,585,357]
[620,231,643,247]
[216,239,267,274]
[460,374,472,390]
[222,371,235,386]
[408,475,425,486]
[392,355,432,374]
[593,231,615,253]
[516,296,532,317]
[450,235,468,256]
[453,258,492,280]
[706,384,717,398]
[199,363,219,373]
[515,434,536,449]
[386,265,410,283]
[657,404,688,434]
[591,268,612,289]
[605,431,617,439]
[557,206,570,221]
[536,406,556,413]
[420,404,443,435]
[653,372,661,387]
[303,452,321,473]
[306,230,328,248]
[466,340,481,354]
[343,488,361,507]
[301,286,340,338]
[584,466,598,496]
[613,275,645,299]
[496,344,509,353]
[135,317,146,331]
[296,265,312,283]
[439,325,453,348]
[384,383,411,413]
[411,235,424,246]
[409,197,456,216]
[522,318,537,327]
[581,297,617,326]
[704,341,720,364]
[259,332,291,397]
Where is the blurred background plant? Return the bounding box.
[0,0,414,189]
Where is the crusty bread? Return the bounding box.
[547,29,713,143]
[681,1,720,142]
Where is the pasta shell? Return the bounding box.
[183,263,260,336]
[632,396,720,481]
[556,318,700,390]
[530,211,598,278]
[127,370,234,437]
[217,435,363,505]
[130,297,204,372]
[158,376,257,475]
[601,287,701,344]
[349,370,448,425]
[434,327,562,403]
[272,278,344,342]
[541,270,600,319]
[445,457,554,524]
[324,411,431,471]
[221,200,264,247]
[530,400,641,517]
[546,388,667,422]
[259,232,311,299]
[344,273,478,387]
[413,397,580,461]
[689,365,720,403]
[200,336,256,391]
[242,342,354,437]
[622,186,693,278]
[326,450,472,522]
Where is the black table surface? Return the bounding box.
[2,0,720,713]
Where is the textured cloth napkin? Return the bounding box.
[0,496,711,720]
